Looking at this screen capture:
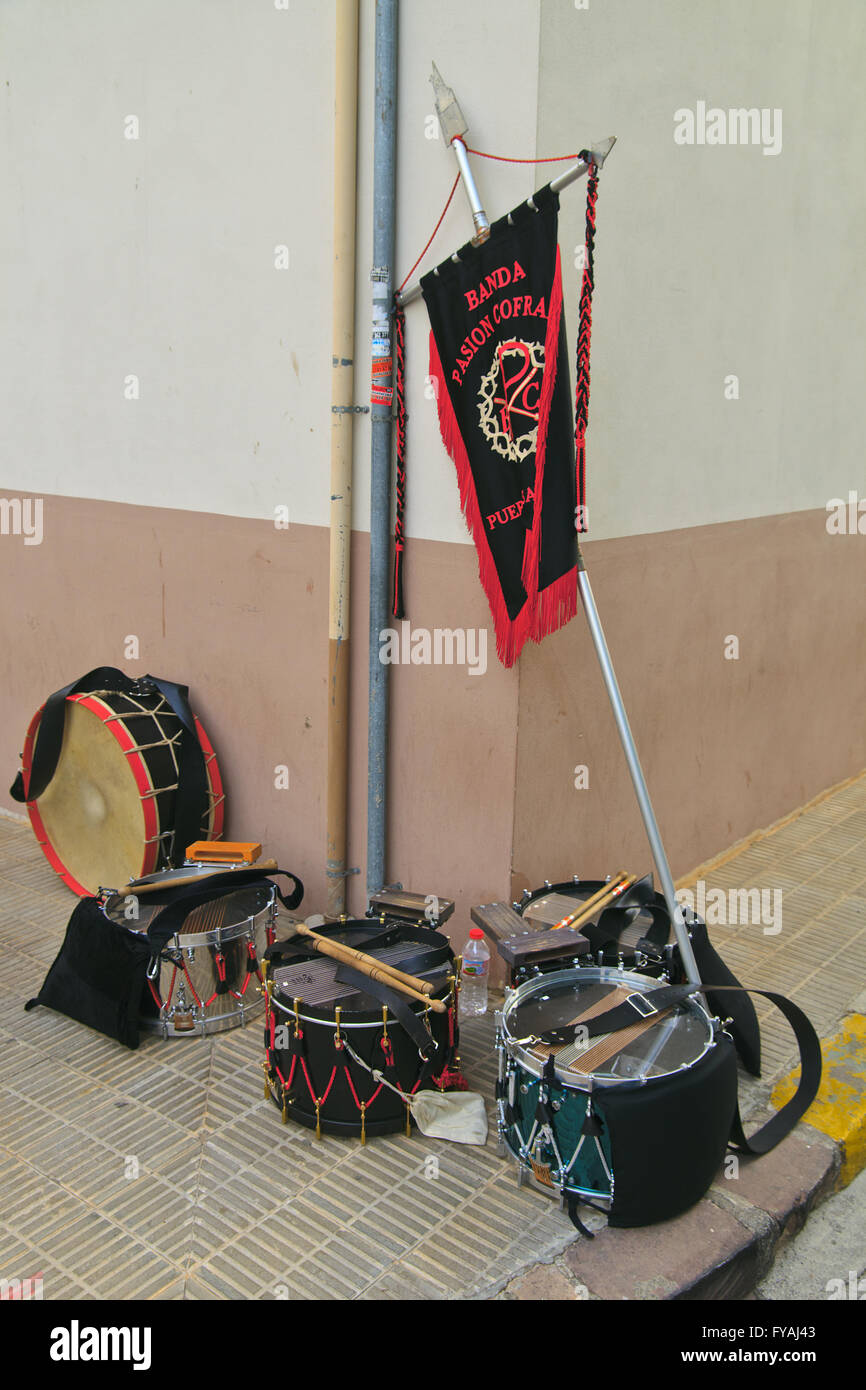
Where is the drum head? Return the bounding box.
[31,699,149,896]
[103,882,274,940]
[23,690,224,897]
[502,967,713,1087]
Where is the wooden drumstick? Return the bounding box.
[116,859,279,898]
[295,917,436,996]
[292,924,446,1012]
[550,872,627,928]
[552,872,635,930]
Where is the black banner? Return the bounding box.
[421,185,577,667]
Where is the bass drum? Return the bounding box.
[21,687,224,897]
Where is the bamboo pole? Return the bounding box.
[327,0,360,915]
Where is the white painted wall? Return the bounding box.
[1,2,863,542]
[0,0,541,541]
[537,0,866,539]
[1,1,335,525]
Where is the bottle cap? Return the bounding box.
[469,927,484,940]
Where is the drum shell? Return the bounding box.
[264,920,457,1138]
[104,881,276,1038]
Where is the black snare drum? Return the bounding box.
[512,875,761,1076]
[262,918,458,1139]
[515,874,679,976]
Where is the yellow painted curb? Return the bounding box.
[771,1014,866,1188]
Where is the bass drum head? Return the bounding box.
[501,966,713,1088]
[23,690,223,897]
[27,699,148,897]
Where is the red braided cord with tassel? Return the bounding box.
[574,151,600,532]
[392,298,407,619]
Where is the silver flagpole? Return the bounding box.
[393,80,698,980]
[577,557,700,984]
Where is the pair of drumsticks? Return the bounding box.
[551,871,636,931]
[289,918,447,1013]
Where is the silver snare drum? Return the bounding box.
[496,967,716,1209]
[103,873,278,1038]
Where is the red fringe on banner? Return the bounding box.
[428,334,536,668]
[428,269,577,669]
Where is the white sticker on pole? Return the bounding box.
[372,331,391,360]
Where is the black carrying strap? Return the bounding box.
[541,981,821,1159]
[143,867,304,949]
[332,959,442,1057]
[10,666,211,865]
[585,875,669,958]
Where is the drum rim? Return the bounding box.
[499,965,715,1089]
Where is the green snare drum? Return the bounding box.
[495,966,728,1229]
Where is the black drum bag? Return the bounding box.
[602,1035,739,1228]
[25,868,303,1049]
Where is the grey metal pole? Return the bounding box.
[450,137,490,244]
[367,0,398,896]
[576,558,700,984]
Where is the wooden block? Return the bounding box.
[498,927,590,968]
[185,841,262,865]
[367,889,455,927]
[471,901,590,967]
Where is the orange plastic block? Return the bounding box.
[185,840,262,865]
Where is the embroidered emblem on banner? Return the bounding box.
[478,339,545,462]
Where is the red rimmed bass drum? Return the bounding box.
[12,670,224,897]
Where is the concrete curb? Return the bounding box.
[498,1127,841,1301]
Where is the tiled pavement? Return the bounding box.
[1,770,864,1301]
[675,773,866,1097]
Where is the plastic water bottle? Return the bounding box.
[461,928,490,1017]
